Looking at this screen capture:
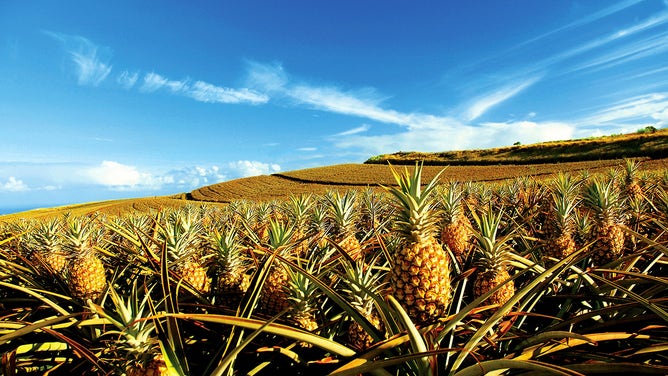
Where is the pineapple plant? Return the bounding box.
[285,254,322,333]
[543,173,581,261]
[385,163,452,325]
[325,190,363,261]
[92,283,168,376]
[62,216,107,301]
[286,194,314,256]
[161,209,210,295]
[208,224,250,309]
[623,158,643,200]
[439,182,472,265]
[583,179,626,266]
[33,218,69,274]
[470,207,516,311]
[339,256,387,350]
[259,219,296,317]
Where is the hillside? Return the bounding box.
[3,129,667,219]
[365,128,668,165]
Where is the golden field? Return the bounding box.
[1,133,668,375]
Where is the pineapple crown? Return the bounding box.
[62,216,99,256]
[550,172,582,201]
[288,194,313,227]
[33,218,63,251]
[267,218,295,252]
[439,181,466,223]
[583,179,625,225]
[161,210,202,262]
[471,206,514,273]
[624,158,640,184]
[91,283,160,361]
[385,162,445,243]
[325,190,358,235]
[340,257,387,315]
[209,224,246,274]
[549,191,579,232]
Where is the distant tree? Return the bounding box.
[513,141,522,146]
[637,126,657,134]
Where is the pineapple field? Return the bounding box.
[1,158,668,375]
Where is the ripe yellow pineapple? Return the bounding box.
[286,194,314,256]
[471,207,515,311]
[259,220,295,317]
[162,209,210,295]
[325,190,362,261]
[91,284,168,376]
[32,218,69,274]
[385,163,451,325]
[623,159,643,200]
[340,256,387,350]
[543,174,580,261]
[583,179,626,266]
[63,217,107,301]
[439,182,472,265]
[208,225,250,308]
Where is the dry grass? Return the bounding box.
[367,128,668,165]
[190,157,668,203]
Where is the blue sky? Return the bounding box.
[1,1,668,212]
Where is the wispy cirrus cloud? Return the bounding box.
[140,72,188,93]
[44,31,112,86]
[465,76,541,121]
[516,0,647,48]
[188,80,269,104]
[116,70,139,89]
[332,124,370,137]
[577,92,668,128]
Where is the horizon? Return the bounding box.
[2,1,668,213]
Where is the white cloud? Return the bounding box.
[117,70,139,89]
[44,31,112,86]
[226,160,281,177]
[578,92,668,127]
[86,161,163,190]
[333,124,370,137]
[140,72,188,93]
[333,120,576,156]
[188,80,269,104]
[82,160,281,191]
[465,77,541,121]
[1,177,29,192]
[298,147,317,151]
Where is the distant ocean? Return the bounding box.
[0,206,43,216]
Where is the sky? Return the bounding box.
[1,1,668,213]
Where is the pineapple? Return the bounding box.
[583,179,626,266]
[385,163,451,325]
[623,159,643,200]
[161,209,210,295]
[470,207,516,311]
[91,283,168,376]
[439,182,472,265]
[63,216,107,301]
[359,187,393,236]
[208,224,250,309]
[340,256,387,350]
[543,173,581,261]
[325,190,362,261]
[286,194,314,256]
[285,255,322,333]
[33,218,69,274]
[259,220,295,317]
